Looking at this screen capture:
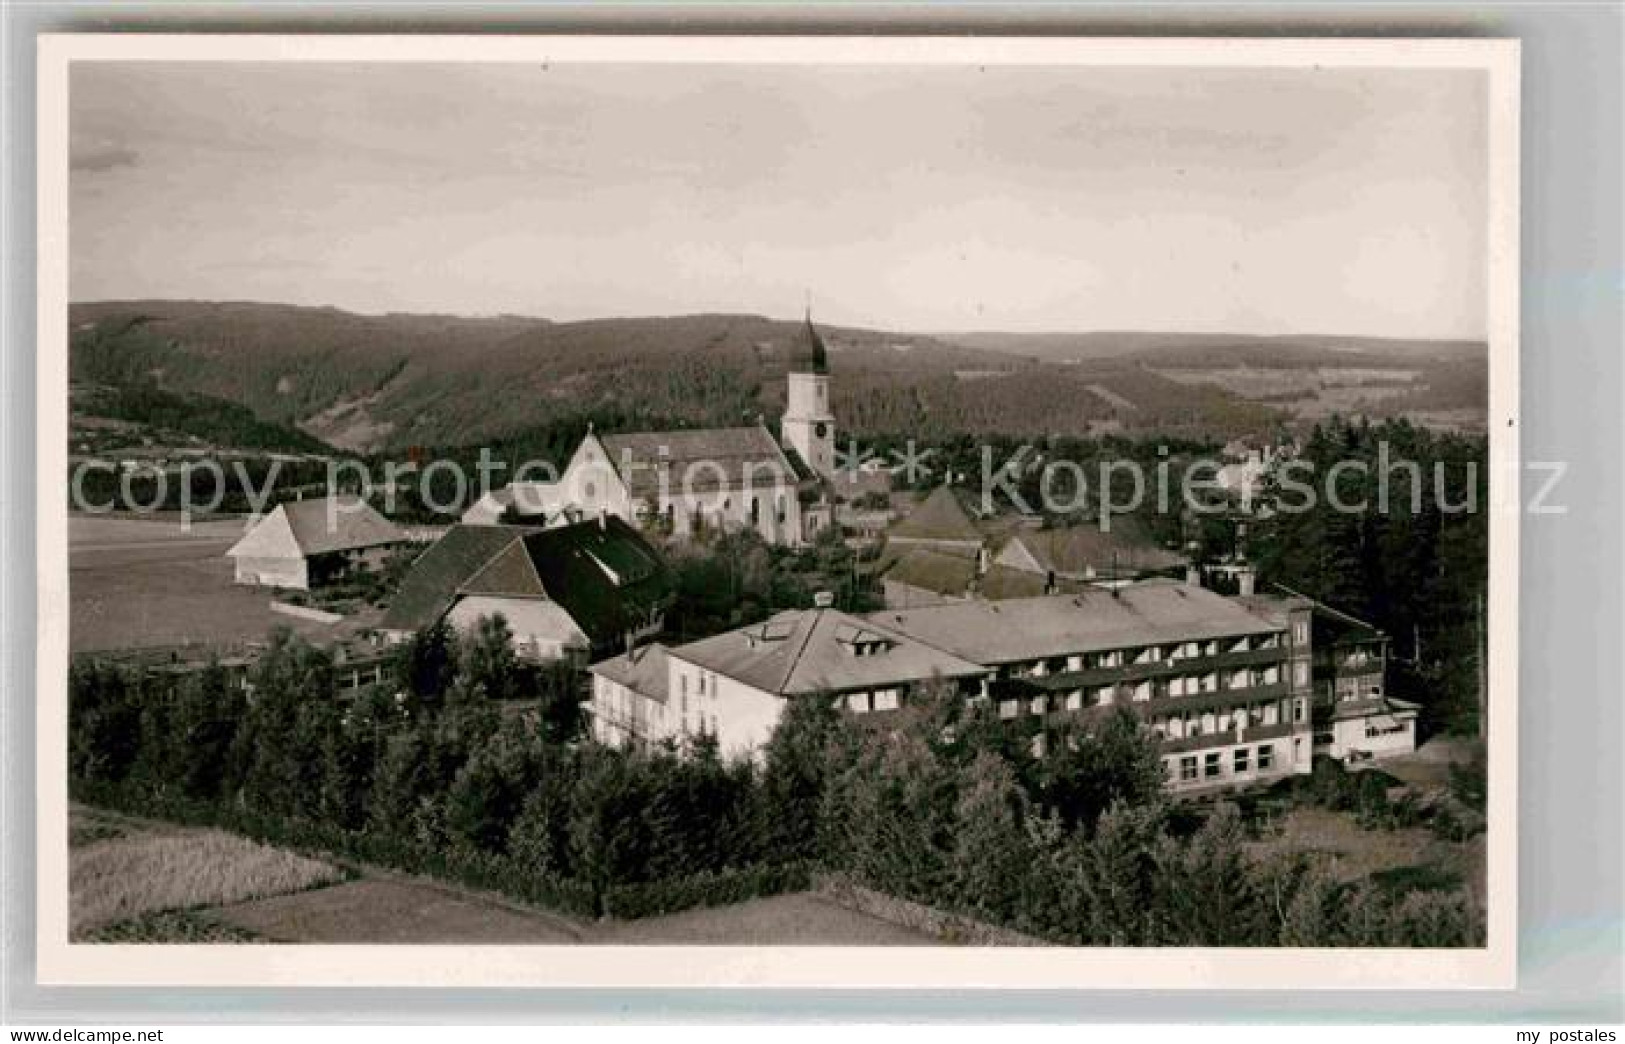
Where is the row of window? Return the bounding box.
[1002,632,1288,682]
[836,688,903,714]
[1169,742,1279,783]
[1148,698,1304,741]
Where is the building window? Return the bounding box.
[1293,698,1306,723]
[1132,680,1152,702]
[1234,748,1250,774]
[1293,662,1309,686]
[873,689,900,712]
[1031,696,1049,715]
[846,692,870,714]
[998,700,1019,720]
[1065,691,1083,712]
[1180,756,1198,782]
[1258,744,1275,770]
[1293,621,1310,646]
[1204,752,1222,779]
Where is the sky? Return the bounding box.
[70,61,1489,338]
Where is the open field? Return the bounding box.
[70,513,339,653]
[70,806,348,939]
[72,806,945,945]
[1245,803,1485,908]
[593,892,938,945]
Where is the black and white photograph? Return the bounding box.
[34,35,1521,989]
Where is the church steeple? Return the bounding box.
[781,306,835,479]
[789,304,828,375]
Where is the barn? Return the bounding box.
[226,495,406,590]
[380,515,674,665]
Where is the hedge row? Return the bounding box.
[602,861,813,920]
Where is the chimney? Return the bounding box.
[1238,565,1256,597]
[1185,564,1201,587]
[976,545,990,578]
[813,590,836,609]
[598,506,609,531]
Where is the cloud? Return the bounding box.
[71,139,139,173]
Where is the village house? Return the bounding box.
[381,516,673,665]
[226,495,406,590]
[462,314,837,545]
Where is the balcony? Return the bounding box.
[1157,720,1302,756]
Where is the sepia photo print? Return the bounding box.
[37,35,1520,988]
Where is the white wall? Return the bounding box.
[666,654,787,760]
[1329,714,1416,760]
[447,596,590,663]
[232,554,308,590]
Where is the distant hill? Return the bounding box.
[68,301,1484,453]
[932,330,1486,368]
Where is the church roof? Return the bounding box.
[598,426,797,498]
[788,313,828,375]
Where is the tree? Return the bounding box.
[1038,706,1165,832]
[453,614,517,704]
[395,620,458,716]
[1078,800,1168,945]
[171,662,245,800]
[1161,802,1267,945]
[949,751,1034,924]
[758,693,846,863]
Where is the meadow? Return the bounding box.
[69,806,348,940]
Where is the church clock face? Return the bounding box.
[815,422,829,438]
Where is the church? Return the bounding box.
[462,313,839,546]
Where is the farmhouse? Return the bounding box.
[226,495,405,590]
[381,516,673,665]
[462,313,837,545]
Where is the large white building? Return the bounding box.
[590,578,1418,792]
[463,314,838,545]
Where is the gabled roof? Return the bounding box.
[589,643,672,705]
[670,606,986,697]
[1001,519,1186,578]
[888,485,985,546]
[598,426,796,499]
[381,517,673,645]
[381,524,540,633]
[872,579,1283,666]
[228,495,404,560]
[281,496,404,554]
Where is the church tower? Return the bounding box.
[781,310,836,479]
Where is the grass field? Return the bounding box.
[70,513,338,653]
[71,806,946,945]
[70,806,348,939]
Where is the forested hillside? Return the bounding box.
[70,301,1300,453]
